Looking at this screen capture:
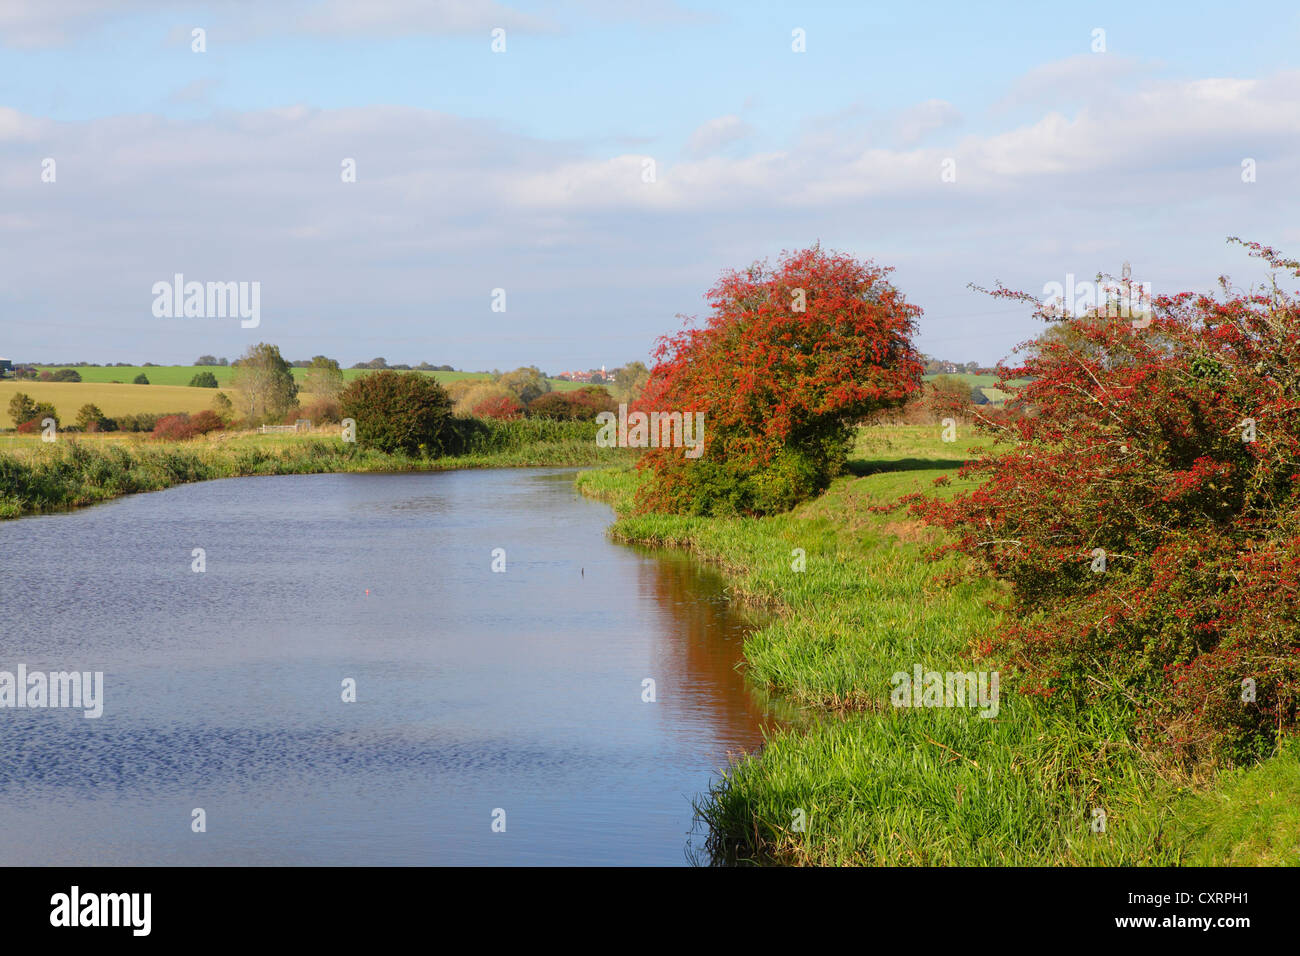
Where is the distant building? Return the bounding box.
[557,366,614,384]
[0,357,12,377]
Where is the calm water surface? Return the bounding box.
[0,469,781,865]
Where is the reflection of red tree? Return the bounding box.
[636,550,779,755]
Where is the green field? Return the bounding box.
[29,365,587,390]
[922,372,1027,387]
[922,372,1029,404]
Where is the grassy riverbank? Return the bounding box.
[577,426,1298,865]
[0,419,623,519]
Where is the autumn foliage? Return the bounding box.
[909,239,1300,762]
[527,387,617,421]
[150,410,225,441]
[636,247,923,515]
[470,393,524,420]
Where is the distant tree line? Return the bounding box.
[921,354,997,376]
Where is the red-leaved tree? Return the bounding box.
[636,246,923,515]
[471,393,524,420]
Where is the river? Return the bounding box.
[0,468,782,865]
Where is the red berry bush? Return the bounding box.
[909,239,1300,762]
[636,246,923,515]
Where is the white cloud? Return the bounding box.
[0,0,151,48]
[167,77,219,106]
[295,0,554,36]
[1,60,1297,367]
[0,0,556,47]
[0,0,708,47]
[894,99,961,147]
[684,115,754,157]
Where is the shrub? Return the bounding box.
[33,402,57,428]
[339,370,455,455]
[528,387,618,421]
[115,412,172,432]
[150,410,224,441]
[150,414,192,440]
[441,416,597,456]
[75,404,111,432]
[189,371,219,388]
[8,392,37,428]
[454,383,517,417]
[211,391,235,423]
[298,398,341,425]
[13,401,58,433]
[497,366,551,405]
[909,239,1300,763]
[133,373,150,385]
[635,246,923,515]
[302,356,344,400]
[471,393,524,420]
[51,368,81,382]
[442,379,480,405]
[926,375,974,420]
[187,410,224,435]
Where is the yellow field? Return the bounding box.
[0,381,233,421]
[0,425,275,457]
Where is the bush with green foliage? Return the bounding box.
[211,391,235,423]
[339,370,456,456]
[133,373,150,385]
[13,401,58,433]
[189,371,219,388]
[114,412,173,432]
[496,366,551,405]
[75,404,113,432]
[8,392,37,428]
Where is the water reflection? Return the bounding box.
[0,468,787,865]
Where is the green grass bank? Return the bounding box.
[576,425,1299,866]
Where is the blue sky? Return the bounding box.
[2,0,1299,370]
